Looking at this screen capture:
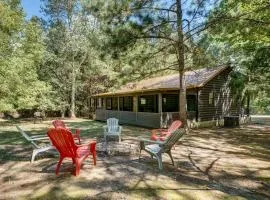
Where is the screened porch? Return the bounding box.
[93,92,198,128]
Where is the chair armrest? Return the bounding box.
[31,134,48,138]
[77,140,96,148]
[118,126,122,133]
[137,137,164,145]
[75,129,80,135]
[151,129,167,135]
[30,136,50,141]
[103,125,108,132]
[152,129,167,132]
[77,141,96,153]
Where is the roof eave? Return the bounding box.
[93,65,231,97]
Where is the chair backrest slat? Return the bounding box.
[107,118,119,132]
[47,128,77,157]
[163,128,185,150]
[167,120,182,133]
[52,120,67,129]
[16,125,39,148]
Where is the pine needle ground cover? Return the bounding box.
[0,119,269,199]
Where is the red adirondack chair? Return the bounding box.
[151,120,182,141]
[52,120,81,144]
[47,128,96,176]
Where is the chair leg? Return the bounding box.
[139,149,142,160]
[74,159,81,176]
[119,135,121,143]
[157,154,163,170]
[56,156,64,175]
[31,149,38,163]
[72,158,76,164]
[92,151,96,165]
[167,151,174,166]
[78,137,81,144]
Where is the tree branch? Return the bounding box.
[143,20,176,34]
[139,6,177,13]
[135,34,176,42]
[184,3,270,40]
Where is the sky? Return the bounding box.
[21,0,44,19]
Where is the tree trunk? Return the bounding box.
[246,92,250,116]
[61,110,65,118]
[176,0,187,126]
[70,67,76,118]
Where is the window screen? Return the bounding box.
[106,98,112,110]
[187,95,197,111]
[138,95,158,113]
[119,96,133,111]
[102,98,105,108]
[162,94,179,112]
[112,97,118,110]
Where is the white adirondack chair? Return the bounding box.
[16,126,55,163]
[138,128,185,170]
[103,118,122,142]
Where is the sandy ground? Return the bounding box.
[0,119,269,199]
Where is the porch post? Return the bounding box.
[117,96,120,120]
[133,95,138,122]
[158,93,163,128]
[104,97,107,119]
[133,95,138,112]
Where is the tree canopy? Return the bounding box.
[0,0,269,117]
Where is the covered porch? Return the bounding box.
[93,90,198,128]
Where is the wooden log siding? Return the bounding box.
[95,109,160,128]
[198,68,239,121]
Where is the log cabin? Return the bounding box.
[91,65,248,128]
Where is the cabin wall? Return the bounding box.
[95,109,161,128]
[198,68,239,122]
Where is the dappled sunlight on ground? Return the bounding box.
[0,119,269,199]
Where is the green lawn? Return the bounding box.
[0,118,269,199]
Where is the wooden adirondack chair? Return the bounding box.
[47,128,96,176]
[52,120,81,144]
[103,118,122,142]
[16,125,55,163]
[139,128,185,170]
[151,120,182,141]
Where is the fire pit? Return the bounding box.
[96,137,139,156]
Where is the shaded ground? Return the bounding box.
[0,118,269,199]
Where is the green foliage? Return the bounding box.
[0,1,50,112]
[206,0,270,113]
[1,0,268,117]
[40,0,116,116]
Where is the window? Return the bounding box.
[106,98,112,110]
[119,96,133,111]
[162,94,179,112]
[119,97,124,110]
[187,95,197,111]
[138,95,158,113]
[141,98,146,105]
[112,97,118,110]
[209,92,214,105]
[94,98,97,108]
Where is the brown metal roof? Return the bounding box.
[95,65,230,96]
